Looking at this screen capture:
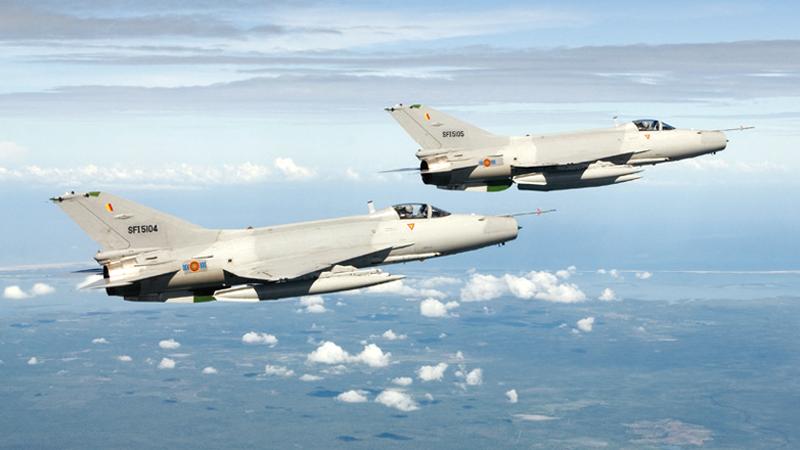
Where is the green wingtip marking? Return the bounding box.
[487,183,512,192]
[194,295,216,303]
[87,191,101,197]
[409,104,422,109]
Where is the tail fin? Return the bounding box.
[385,104,508,151]
[51,191,218,251]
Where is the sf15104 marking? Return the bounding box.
[128,225,159,234]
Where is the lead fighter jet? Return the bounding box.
[52,192,519,303]
[386,104,742,192]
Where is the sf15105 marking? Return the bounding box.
[128,225,159,234]
[442,130,465,138]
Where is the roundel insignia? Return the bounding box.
[189,260,201,272]
[483,158,492,167]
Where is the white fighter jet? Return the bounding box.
[386,104,746,192]
[52,192,519,303]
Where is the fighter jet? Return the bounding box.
[386,104,746,192]
[51,192,519,303]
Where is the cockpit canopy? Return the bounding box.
[633,119,675,131]
[393,203,451,219]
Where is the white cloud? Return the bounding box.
[636,271,653,280]
[158,339,181,350]
[306,341,391,368]
[556,265,577,279]
[417,363,448,382]
[336,390,369,403]
[158,357,176,369]
[381,329,407,341]
[392,376,413,386]
[465,368,483,386]
[416,276,461,289]
[361,280,447,299]
[0,163,276,186]
[202,366,218,374]
[307,341,351,365]
[116,355,133,362]
[27,356,39,365]
[264,364,295,377]
[514,414,558,422]
[598,288,617,301]
[577,317,595,333]
[3,283,56,299]
[274,157,315,180]
[419,298,459,318]
[31,283,55,296]
[241,331,278,346]
[355,344,391,368]
[299,373,323,382]
[4,286,29,299]
[461,269,586,303]
[299,295,327,313]
[375,389,419,412]
[506,389,518,403]
[91,337,109,345]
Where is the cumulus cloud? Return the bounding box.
[306,341,391,368]
[344,167,360,181]
[419,298,460,318]
[577,317,595,333]
[381,329,407,340]
[274,157,315,180]
[241,331,278,346]
[3,283,56,299]
[336,390,369,403]
[299,295,326,313]
[31,283,55,296]
[416,276,461,289]
[417,363,448,382]
[91,337,109,345]
[636,271,653,280]
[299,373,323,382]
[460,269,586,303]
[465,368,483,386]
[506,389,519,404]
[597,268,622,279]
[392,376,413,386]
[598,288,617,301]
[116,355,132,362]
[158,357,176,369]
[158,339,181,350]
[264,364,295,377]
[361,280,447,299]
[202,366,218,374]
[0,163,276,186]
[27,356,40,365]
[556,265,577,279]
[375,389,418,412]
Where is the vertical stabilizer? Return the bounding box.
[385,104,508,151]
[51,191,218,250]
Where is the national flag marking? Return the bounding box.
[407,223,415,230]
[424,112,431,121]
[105,203,114,212]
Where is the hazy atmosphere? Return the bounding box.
[1,1,798,448]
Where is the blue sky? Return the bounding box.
[0,0,798,270]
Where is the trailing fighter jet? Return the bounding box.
[386,104,747,192]
[51,192,519,303]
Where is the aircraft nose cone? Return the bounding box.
[484,216,519,242]
[701,130,727,152]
